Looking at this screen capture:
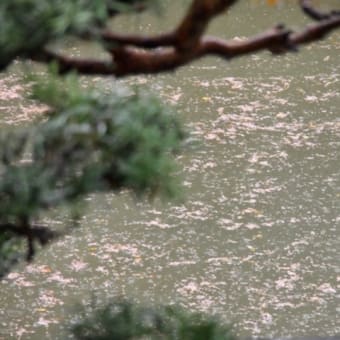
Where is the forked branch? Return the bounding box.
[30,0,340,77]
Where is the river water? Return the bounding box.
[0,1,339,339]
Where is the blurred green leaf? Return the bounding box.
[0,69,184,269]
[70,298,236,340]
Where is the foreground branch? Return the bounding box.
[29,0,340,77]
[1,222,60,261]
[300,0,340,20]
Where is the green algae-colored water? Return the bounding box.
[0,1,339,339]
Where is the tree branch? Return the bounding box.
[172,0,238,51]
[100,30,176,48]
[300,0,340,21]
[291,14,340,45]
[100,0,237,50]
[1,223,59,244]
[200,26,293,58]
[29,0,340,77]
[1,222,61,261]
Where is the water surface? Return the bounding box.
[0,1,339,339]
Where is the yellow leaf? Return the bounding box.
[35,308,47,312]
[134,256,142,264]
[267,0,278,5]
[40,266,52,273]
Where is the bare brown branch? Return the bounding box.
[100,0,237,50]
[291,15,340,45]
[172,0,237,51]
[300,0,340,21]
[30,0,340,77]
[200,26,293,58]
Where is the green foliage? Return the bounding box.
[1,71,183,215]
[70,299,236,340]
[0,69,183,275]
[0,232,24,279]
[0,0,181,275]
[30,70,184,198]
[0,0,172,278]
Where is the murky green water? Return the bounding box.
[0,1,339,339]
